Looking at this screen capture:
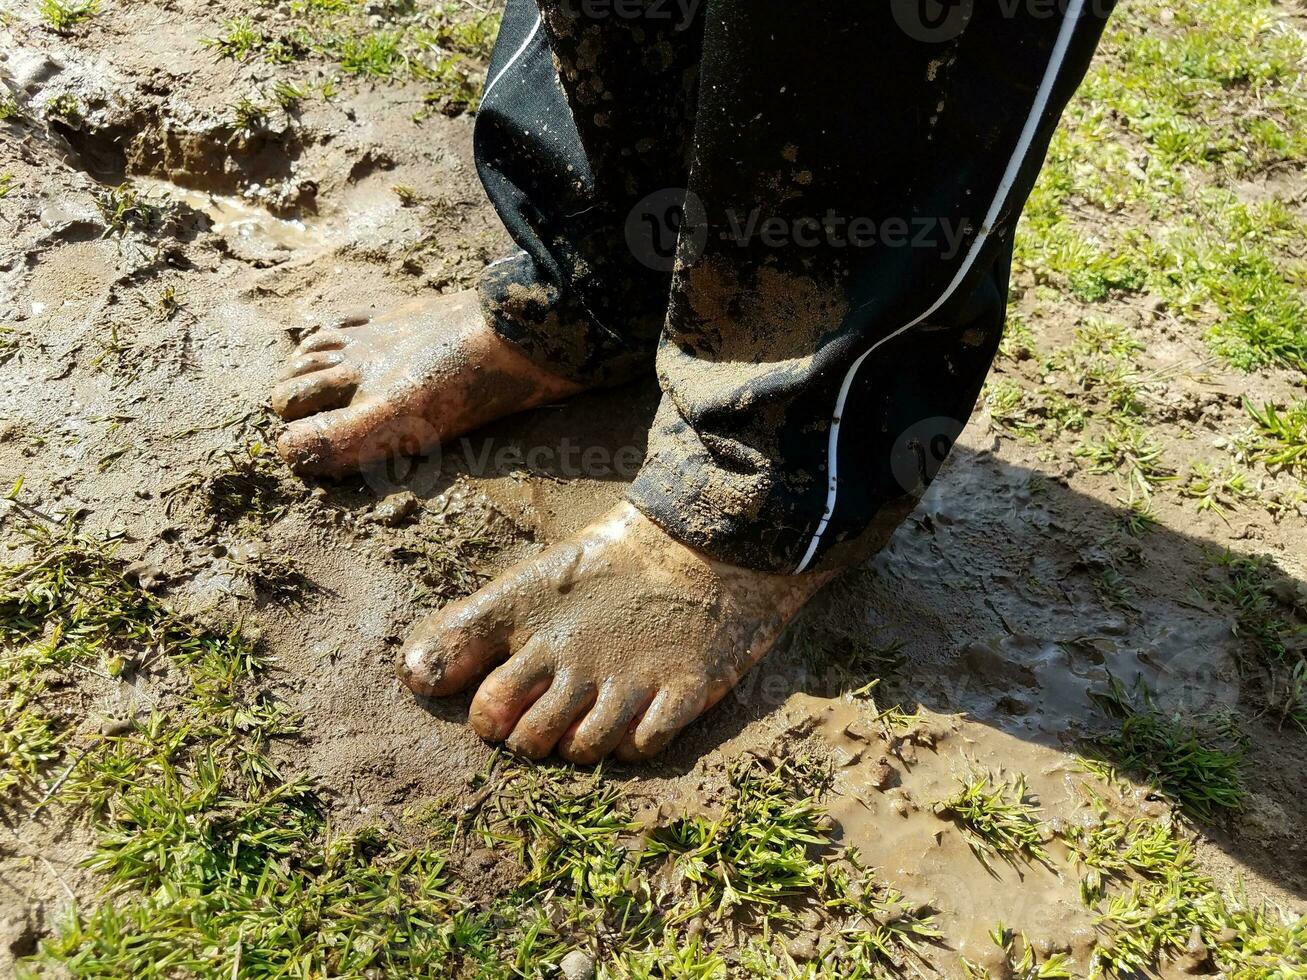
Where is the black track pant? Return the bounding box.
[474,0,1114,573]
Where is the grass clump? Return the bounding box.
[204,17,311,63]
[33,775,466,977]
[1207,551,1305,666]
[202,1,499,116]
[202,16,265,59]
[162,442,293,529]
[44,92,81,121]
[230,94,269,132]
[1178,460,1256,516]
[934,770,1050,870]
[469,755,940,977]
[337,30,408,77]
[1278,661,1307,732]
[0,505,292,809]
[0,504,479,977]
[1154,198,1307,373]
[1244,398,1307,473]
[1066,796,1304,977]
[37,0,98,32]
[1091,679,1245,820]
[1075,422,1175,500]
[961,923,1073,979]
[474,761,650,936]
[0,688,62,797]
[93,183,175,237]
[642,757,833,921]
[272,78,308,113]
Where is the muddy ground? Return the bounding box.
[1,0,1304,975]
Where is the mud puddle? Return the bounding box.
[790,692,1103,972]
[133,175,401,264]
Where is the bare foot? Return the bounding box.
[398,502,833,763]
[270,290,583,476]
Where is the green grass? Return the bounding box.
[152,284,181,320]
[37,0,98,32]
[1151,197,1307,373]
[230,95,268,132]
[1016,0,1306,373]
[44,92,81,121]
[33,782,468,976]
[1091,679,1246,820]
[1245,397,1307,472]
[1115,496,1159,537]
[0,687,62,796]
[202,16,266,60]
[641,758,833,921]
[337,30,408,76]
[1208,551,1306,666]
[199,2,500,115]
[467,755,940,977]
[933,771,1050,870]
[961,924,1073,979]
[203,17,310,63]
[1178,460,1256,516]
[1066,795,1304,978]
[161,442,293,529]
[1279,660,1307,732]
[1075,422,1175,500]
[271,79,308,113]
[0,505,292,811]
[93,183,174,237]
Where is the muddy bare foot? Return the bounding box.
[398,502,834,763]
[270,289,583,476]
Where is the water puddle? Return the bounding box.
[135,177,325,255]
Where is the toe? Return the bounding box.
[331,308,374,329]
[557,681,654,765]
[276,406,439,476]
[398,585,520,697]
[270,364,359,421]
[295,327,350,355]
[615,683,708,763]
[279,350,345,382]
[505,671,597,760]
[469,640,554,742]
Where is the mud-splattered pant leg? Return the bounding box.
[476,0,1114,572]
[473,0,703,386]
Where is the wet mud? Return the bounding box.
[1,0,1304,974]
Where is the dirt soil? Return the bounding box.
[1,0,1305,976]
